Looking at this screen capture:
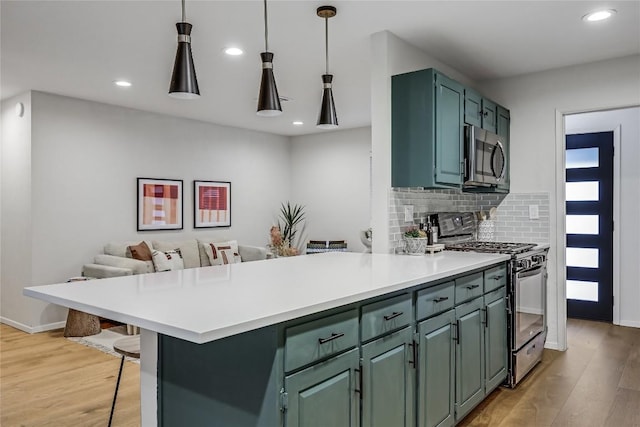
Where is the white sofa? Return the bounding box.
[82,238,267,279]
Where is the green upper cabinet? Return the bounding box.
[495,106,511,192]
[392,68,464,188]
[481,99,497,133]
[464,88,497,133]
[464,89,482,128]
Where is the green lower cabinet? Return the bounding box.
[361,327,415,427]
[484,288,508,393]
[284,348,359,427]
[417,309,456,427]
[455,297,485,422]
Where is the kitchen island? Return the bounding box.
[25,251,510,427]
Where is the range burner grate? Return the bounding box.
[445,241,536,255]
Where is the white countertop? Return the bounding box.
[25,251,510,344]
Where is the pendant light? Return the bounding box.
[316,5,338,129]
[257,0,282,116]
[169,0,200,99]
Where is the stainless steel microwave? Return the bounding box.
[464,125,506,187]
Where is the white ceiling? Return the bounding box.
[2,1,639,136]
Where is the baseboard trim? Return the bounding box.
[0,317,66,334]
[618,320,640,329]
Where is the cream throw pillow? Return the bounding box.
[205,240,242,265]
[152,249,185,272]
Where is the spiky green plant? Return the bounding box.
[279,202,305,248]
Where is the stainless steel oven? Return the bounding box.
[508,249,548,387]
[434,212,549,388]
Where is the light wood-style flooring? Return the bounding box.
[1,319,639,426]
[460,318,640,426]
[1,324,140,426]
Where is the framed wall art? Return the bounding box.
[194,180,231,228]
[137,178,183,231]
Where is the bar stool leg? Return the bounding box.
[108,355,125,427]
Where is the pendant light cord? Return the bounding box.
[325,17,329,74]
[181,0,186,22]
[264,0,269,52]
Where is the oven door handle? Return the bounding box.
[517,265,544,279]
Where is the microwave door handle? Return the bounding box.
[496,141,506,180]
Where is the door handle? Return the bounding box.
[383,311,403,321]
[318,332,344,344]
[433,296,449,303]
[466,284,480,290]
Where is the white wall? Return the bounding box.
[565,107,640,328]
[1,91,291,331]
[370,30,476,254]
[1,92,41,330]
[480,55,640,349]
[290,127,371,252]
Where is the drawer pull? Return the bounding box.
[383,311,403,321]
[493,275,504,280]
[466,284,480,290]
[433,296,449,303]
[318,332,344,344]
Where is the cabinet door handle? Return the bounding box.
[383,311,403,321]
[408,340,418,369]
[485,307,490,328]
[433,296,449,303]
[466,284,480,290]
[453,320,460,344]
[493,275,504,280]
[354,368,363,397]
[318,332,344,344]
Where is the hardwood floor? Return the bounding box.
[0,324,140,426]
[1,319,639,426]
[460,318,640,427]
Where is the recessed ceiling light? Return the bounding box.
[224,47,243,56]
[583,9,617,22]
[114,80,132,87]
[293,121,304,126]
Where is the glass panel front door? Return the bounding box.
[565,131,614,322]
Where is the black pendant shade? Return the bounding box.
[257,51,282,116]
[317,6,338,129]
[169,22,200,99]
[317,74,338,128]
[257,0,282,116]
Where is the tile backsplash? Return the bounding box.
[389,188,550,252]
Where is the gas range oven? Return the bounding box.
[434,212,549,387]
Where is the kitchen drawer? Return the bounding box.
[484,264,508,293]
[455,272,484,304]
[285,309,358,372]
[416,281,455,320]
[361,293,412,342]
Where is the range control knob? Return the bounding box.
[517,259,531,270]
[532,254,546,264]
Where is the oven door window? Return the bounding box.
[515,266,545,350]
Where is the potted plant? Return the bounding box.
[269,202,306,257]
[403,226,428,255]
